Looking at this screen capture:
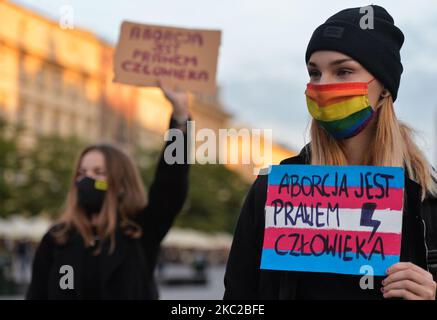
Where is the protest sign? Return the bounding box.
[113,21,221,93]
[260,165,404,276]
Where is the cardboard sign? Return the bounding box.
[260,165,405,276]
[113,21,221,93]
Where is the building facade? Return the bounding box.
[0,0,295,181]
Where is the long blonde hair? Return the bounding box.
[310,95,437,200]
[51,144,147,253]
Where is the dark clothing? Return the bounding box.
[224,144,437,300]
[26,118,190,300]
[82,228,101,300]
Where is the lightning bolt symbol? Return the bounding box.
[360,202,380,242]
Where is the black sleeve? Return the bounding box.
[223,175,266,300]
[422,195,437,281]
[25,232,54,300]
[139,116,190,244]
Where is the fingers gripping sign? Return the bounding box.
[382,262,437,300]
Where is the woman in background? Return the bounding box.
[27,86,191,299]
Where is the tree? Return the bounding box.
[0,117,21,218]
[0,118,85,218]
[13,135,85,217]
[135,147,250,234]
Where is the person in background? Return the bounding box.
[224,5,437,300]
[26,85,191,299]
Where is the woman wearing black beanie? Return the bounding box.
[224,5,437,300]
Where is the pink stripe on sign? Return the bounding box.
[263,227,401,256]
[266,186,404,211]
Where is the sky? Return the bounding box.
[13,0,437,165]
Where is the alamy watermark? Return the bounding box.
[359,265,375,290]
[164,121,273,175]
[59,265,74,290]
[359,6,374,30]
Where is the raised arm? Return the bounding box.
[139,85,191,244]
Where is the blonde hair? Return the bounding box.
[51,144,147,254]
[310,95,437,200]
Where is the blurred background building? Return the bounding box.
[0,0,296,298]
[0,0,294,171]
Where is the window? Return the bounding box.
[36,67,45,92]
[70,112,77,137]
[16,97,28,127]
[52,109,60,135]
[0,92,5,119]
[34,104,44,134]
[52,68,62,96]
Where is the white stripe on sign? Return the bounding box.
[265,206,402,234]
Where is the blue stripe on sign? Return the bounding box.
[260,248,399,276]
[267,165,404,189]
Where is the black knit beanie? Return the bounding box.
[305,5,404,101]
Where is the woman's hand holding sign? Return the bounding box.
[159,81,190,123]
[382,262,436,300]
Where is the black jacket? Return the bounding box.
[26,118,190,300]
[224,144,437,300]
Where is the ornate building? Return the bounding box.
[0,0,295,181]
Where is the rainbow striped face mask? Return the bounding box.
[305,80,376,140]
